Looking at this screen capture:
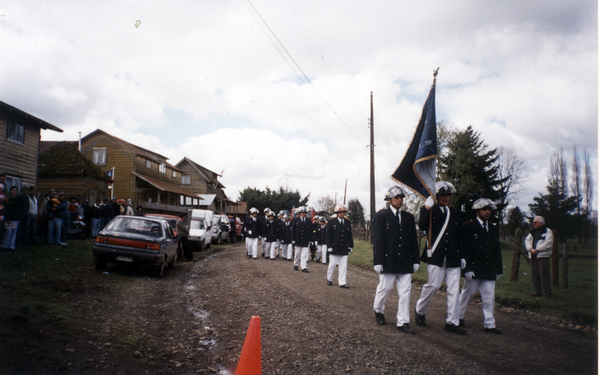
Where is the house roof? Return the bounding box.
[176,157,225,189]
[82,129,183,173]
[0,101,63,133]
[38,142,112,181]
[132,172,202,198]
[197,194,216,206]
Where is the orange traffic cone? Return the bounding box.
[234,316,261,375]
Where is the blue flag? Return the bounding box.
[106,169,113,179]
[391,84,437,199]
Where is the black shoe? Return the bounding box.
[459,319,465,327]
[444,323,467,335]
[327,280,333,286]
[375,312,386,325]
[302,268,309,273]
[415,310,427,326]
[397,323,416,334]
[483,327,502,334]
[262,253,265,257]
[294,266,299,271]
[339,284,349,289]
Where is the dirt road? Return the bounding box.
[3,243,597,374]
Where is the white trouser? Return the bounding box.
[373,273,412,326]
[247,238,259,258]
[277,239,282,255]
[267,242,278,259]
[415,261,461,326]
[281,244,292,259]
[327,255,348,285]
[316,244,327,263]
[261,237,268,254]
[245,237,251,254]
[294,246,309,269]
[459,278,497,328]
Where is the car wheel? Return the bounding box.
[168,252,177,268]
[200,241,205,252]
[95,258,107,271]
[156,256,166,277]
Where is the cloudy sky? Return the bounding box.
[2,1,597,216]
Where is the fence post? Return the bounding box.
[562,243,569,289]
[510,228,523,281]
[552,229,559,287]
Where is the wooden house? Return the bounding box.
[38,142,111,202]
[79,129,199,207]
[175,157,235,213]
[0,101,63,190]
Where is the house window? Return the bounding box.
[92,148,107,165]
[159,163,166,174]
[172,170,177,178]
[5,176,21,192]
[181,175,190,185]
[7,118,25,144]
[146,160,151,169]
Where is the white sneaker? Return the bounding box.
[60,242,68,246]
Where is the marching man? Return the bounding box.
[326,204,354,288]
[372,186,420,334]
[458,198,503,334]
[291,207,312,272]
[243,207,261,259]
[313,216,328,264]
[279,214,293,260]
[414,181,466,335]
[263,211,280,259]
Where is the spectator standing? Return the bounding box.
[46,192,66,245]
[372,186,420,334]
[134,206,144,216]
[90,199,101,237]
[525,216,553,298]
[99,197,114,230]
[23,184,39,245]
[59,193,71,244]
[111,198,120,218]
[0,183,6,247]
[458,198,503,334]
[176,215,194,262]
[38,192,51,243]
[228,216,236,244]
[325,204,354,288]
[124,200,134,215]
[3,186,26,250]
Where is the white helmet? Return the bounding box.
[297,206,308,214]
[435,181,456,195]
[264,207,270,213]
[319,216,327,223]
[334,204,347,213]
[268,210,276,217]
[385,186,406,201]
[249,207,259,214]
[472,198,497,211]
[313,215,320,222]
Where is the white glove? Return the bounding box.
[424,196,435,208]
[309,242,313,246]
[292,241,295,245]
[465,271,474,280]
[348,247,353,253]
[461,259,466,269]
[328,248,333,253]
[374,265,383,274]
[496,274,502,281]
[315,241,318,246]
[413,263,420,273]
[248,230,252,235]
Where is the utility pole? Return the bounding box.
[369,92,375,244]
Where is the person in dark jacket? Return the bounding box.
[228,216,236,244]
[243,207,261,258]
[312,216,328,263]
[279,214,293,260]
[99,197,114,230]
[291,206,312,272]
[372,186,420,334]
[47,192,68,245]
[458,198,503,334]
[262,211,280,259]
[414,181,466,335]
[325,204,354,288]
[3,185,26,250]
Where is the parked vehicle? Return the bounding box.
[93,216,178,276]
[212,214,231,244]
[188,209,213,251]
[144,213,181,236]
[228,215,243,238]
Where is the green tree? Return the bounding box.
[438,126,507,222]
[529,149,581,242]
[238,186,310,214]
[505,206,526,237]
[347,198,365,227]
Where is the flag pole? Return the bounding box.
[369,92,375,244]
[427,68,439,253]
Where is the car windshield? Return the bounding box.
[105,217,163,236]
[147,216,177,230]
[190,219,205,230]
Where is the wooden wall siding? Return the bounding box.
[80,133,136,201]
[176,160,210,194]
[0,112,41,186]
[134,156,179,185]
[37,176,109,202]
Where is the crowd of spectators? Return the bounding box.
[0,183,136,250]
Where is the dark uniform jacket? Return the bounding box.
[262,219,279,242]
[460,218,502,280]
[418,204,461,267]
[325,217,354,256]
[373,208,420,274]
[312,224,327,245]
[243,216,261,239]
[291,216,312,247]
[279,221,293,244]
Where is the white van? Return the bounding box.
[188,209,214,251]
